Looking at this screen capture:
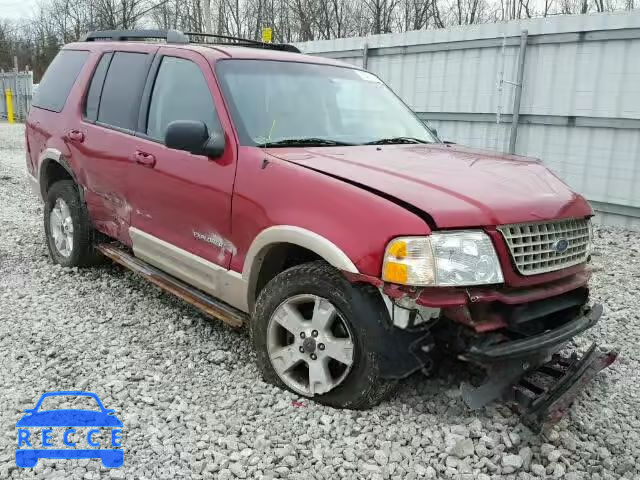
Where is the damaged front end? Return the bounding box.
[455,302,617,431]
[351,271,618,432]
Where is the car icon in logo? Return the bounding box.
[15,391,123,468]
[552,238,569,254]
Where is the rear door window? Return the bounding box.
[146,56,218,141]
[84,53,112,122]
[97,52,152,131]
[32,50,89,112]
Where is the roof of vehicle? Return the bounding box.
[63,41,353,69]
[65,29,354,69]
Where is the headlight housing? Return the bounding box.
[382,231,504,286]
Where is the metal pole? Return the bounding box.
[508,30,528,154]
[6,89,15,124]
[362,43,369,70]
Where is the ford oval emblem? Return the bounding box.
[553,239,569,254]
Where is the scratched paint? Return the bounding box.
[135,208,152,220]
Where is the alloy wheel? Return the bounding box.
[49,198,74,258]
[266,294,355,396]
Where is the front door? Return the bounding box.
[125,47,238,297]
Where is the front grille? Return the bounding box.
[497,218,590,276]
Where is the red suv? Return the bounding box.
[25,29,615,429]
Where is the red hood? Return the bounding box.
[267,143,593,229]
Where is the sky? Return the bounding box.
[0,0,38,21]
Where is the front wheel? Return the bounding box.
[251,261,397,409]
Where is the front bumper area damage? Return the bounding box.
[516,344,617,432]
[459,304,617,431]
[345,271,617,431]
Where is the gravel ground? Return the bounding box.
[1,121,639,480]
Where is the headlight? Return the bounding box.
[382,231,504,286]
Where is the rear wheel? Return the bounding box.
[251,261,397,409]
[44,180,103,267]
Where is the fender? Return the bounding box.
[242,225,359,310]
[37,148,85,203]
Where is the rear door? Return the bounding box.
[125,47,238,293]
[69,47,156,243]
[26,49,89,179]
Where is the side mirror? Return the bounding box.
[24,409,35,414]
[431,127,438,138]
[164,120,225,158]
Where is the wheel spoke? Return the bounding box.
[311,297,336,332]
[59,201,71,220]
[270,345,304,374]
[273,303,306,335]
[50,209,62,228]
[323,337,354,366]
[308,358,333,395]
[64,235,73,254]
[55,234,65,251]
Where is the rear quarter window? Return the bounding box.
[32,50,89,113]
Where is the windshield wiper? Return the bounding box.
[364,136,433,145]
[258,138,355,147]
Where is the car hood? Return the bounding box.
[16,410,123,427]
[267,144,593,228]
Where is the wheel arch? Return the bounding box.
[38,148,83,202]
[243,226,359,312]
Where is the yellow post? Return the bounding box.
[5,89,14,124]
[262,27,273,43]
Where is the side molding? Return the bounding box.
[128,226,358,315]
[129,227,250,312]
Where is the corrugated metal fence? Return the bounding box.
[296,11,640,227]
[0,71,33,122]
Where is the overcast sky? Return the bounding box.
[0,0,38,21]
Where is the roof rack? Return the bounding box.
[184,32,300,53]
[82,29,190,44]
[81,29,300,53]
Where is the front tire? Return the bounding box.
[251,261,397,409]
[44,180,103,267]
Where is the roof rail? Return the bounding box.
[82,29,189,44]
[80,29,300,53]
[185,32,301,53]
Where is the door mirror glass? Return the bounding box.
[164,120,225,158]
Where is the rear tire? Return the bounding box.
[44,180,103,267]
[251,261,397,409]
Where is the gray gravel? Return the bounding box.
[1,121,639,479]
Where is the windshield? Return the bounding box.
[216,60,437,146]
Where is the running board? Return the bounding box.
[96,243,247,328]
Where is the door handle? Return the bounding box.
[67,130,84,143]
[134,151,156,168]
